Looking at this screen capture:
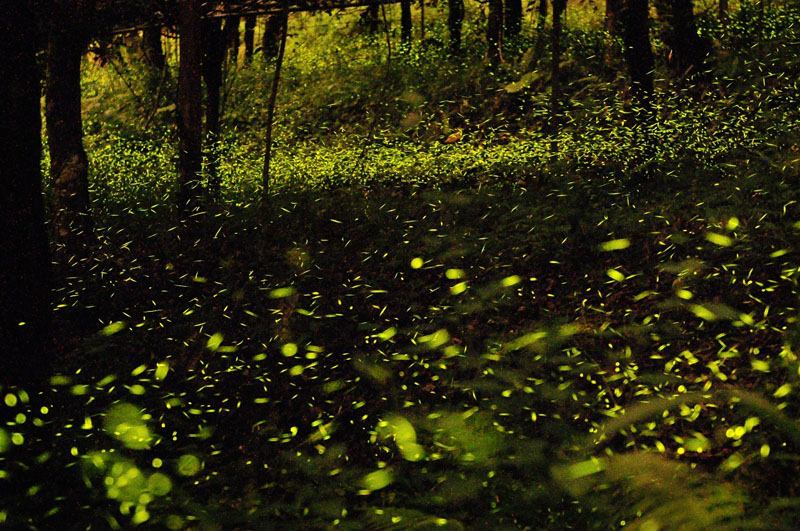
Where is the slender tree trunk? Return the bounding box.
[621,0,654,113]
[531,0,548,69]
[202,17,224,198]
[604,0,623,67]
[719,0,728,41]
[360,4,380,33]
[262,3,289,213]
[550,0,566,150]
[47,0,94,245]
[1,0,52,385]
[487,0,504,66]
[263,15,283,59]
[177,0,204,213]
[420,0,426,43]
[653,0,712,80]
[448,0,465,52]
[401,0,413,45]
[505,0,523,37]
[243,14,256,63]
[142,26,165,69]
[225,15,240,64]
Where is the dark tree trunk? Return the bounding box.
[142,26,165,69]
[224,15,240,63]
[46,0,94,245]
[621,0,654,112]
[360,4,380,33]
[654,0,712,79]
[604,0,623,66]
[0,0,52,385]
[177,0,204,213]
[243,14,256,63]
[448,0,465,52]
[550,0,566,147]
[401,0,413,45]
[262,15,283,59]
[262,5,289,213]
[487,0,503,66]
[505,0,523,37]
[531,0,549,69]
[719,0,728,41]
[203,17,225,197]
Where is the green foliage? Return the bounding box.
[13,1,800,528]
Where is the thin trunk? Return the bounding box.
[621,0,654,113]
[448,0,465,52]
[243,14,256,63]
[604,0,623,67]
[550,0,566,150]
[47,0,94,245]
[487,0,503,66]
[225,15,240,64]
[421,0,426,43]
[263,14,283,58]
[0,0,52,385]
[202,17,224,197]
[719,0,728,41]
[262,3,289,212]
[653,0,712,80]
[531,0,548,69]
[505,0,523,37]
[177,0,204,213]
[142,26,165,70]
[401,0,413,45]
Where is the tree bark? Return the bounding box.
[0,0,52,385]
[621,0,655,113]
[262,4,289,213]
[530,0,549,69]
[653,0,712,80]
[487,0,503,66]
[243,14,256,63]
[401,0,413,45]
[360,4,380,33]
[177,0,204,213]
[263,15,283,59]
[505,0,523,38]
[719,0,728,40]
[203,17,225,197]
[604,0,623,67]
[224,15,240,64]
[448,0,465,52]
[142,26,165,70]
[47,0,94,245]
[550,0,566,149]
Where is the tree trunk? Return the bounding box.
[621,0,654,112]
[142,26,165,70]
[719,0,728,41]
[505,0,523,38]
[360,4,380,33]
[177,0,204,213]
[448,0,465,52]
[263,15,283,59]
[531,0,548,69]
[550,0,566,149]
[0,0,52,385]
[224,15,240,64]
[202,17,224,197]
[262,4,289,213]
[47,0,94,245]
[604,0,623,67]
[401,0,413,45]
[487,0,503,66]
[243,14,256,63]
[653,0,712,80]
